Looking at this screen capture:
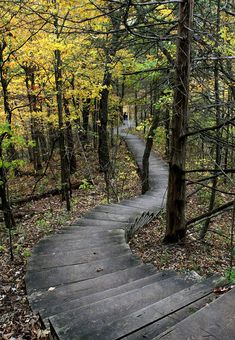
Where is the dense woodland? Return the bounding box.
[0,0,235,337]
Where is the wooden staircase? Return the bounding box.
[25,130,233,339]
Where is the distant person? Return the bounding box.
[123,112,128,121]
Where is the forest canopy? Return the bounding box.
[0,0,234,244]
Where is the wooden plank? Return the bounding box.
[82,211,132,222]
[40,271,177,321]
[27,243,131,271]
[70,218,127,227]
[49,276,193,339]
[57,225,125,234]
[120,199,161,211]
[28,264,157,311]
[92,204,143,216]
[25,253,141,294]
[80,279,216,340]
[125,293,216,340]
[32,233,125,255]
[33,228,124,243]
[154,288,235,339]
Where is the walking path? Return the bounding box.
[25,127,234,339]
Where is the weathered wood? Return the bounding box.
[27,243,131,271]
[81,278,216,340]
[32,233,125,255]
[28,264,157,311]
[125,293,216,340]
[82,211,132,222]
[40,271,176,321]
[50,275,193,339]
[25,253,141,294]
[154,287,235,339]
[70,217,128,227]
[34,228,124,244]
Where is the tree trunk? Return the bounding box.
[38,126,48,162]
[164,0,194,243]
[82,98,91,142]
[31,117,43,171]
[93,98,98,149]
[98,69,111,173]
[200,0,221,239]
[64,97,77,174]
[142,112,159,194]
[54,48,71,211]
[134,91,138,127]
[24,66,43,172]
[0,148,15,231]
[164,108,170,158]
[0,42,15,259]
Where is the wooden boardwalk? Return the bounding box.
[25,128,234,339]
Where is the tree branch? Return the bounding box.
[186,201,234,226]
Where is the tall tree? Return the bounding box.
[164,0,194,243]
[200,0,221,239]
[53,1,71,210]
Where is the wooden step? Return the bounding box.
[28,264,158,311]
[34,228,124,243]
[70,218,127,227]
[40,271,177,322]
[49,275,194,339]
[27,243,131,271]
[80,277,217,340]
[125,294,215,340]
[82,211,133,223]
[32,233,125,255]
[25,253,141,294]
[154,287,235,339]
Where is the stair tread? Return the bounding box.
[35,228,124,243]
[28,264,157,310]
[70,218,127,226]
[25,253,141,294]
[32,233,125,255]
[83,211,132,222]
[125,293,215,340]
[153,286,235,339]
[81,277,216,340]
[40,270,176,321]
[49,275,194,339]
[27,243,131,271]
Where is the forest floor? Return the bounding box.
[130,206,232,278]
[0,139,141,340]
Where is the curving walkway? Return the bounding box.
[25,128,233,339]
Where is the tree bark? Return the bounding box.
[0,41,16,258]
[64,97,77,174]
[54,48,71,211]
[82,98,91,142]
[23,64,43,172]
[200,0,221,239]
[98,69,111,173]
[164,0,194,243]
[134,91,138,127]
[93,98,98,149]
[142,112,159,194]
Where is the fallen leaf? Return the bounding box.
[96,268,103,272]
[48,287,55,291]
